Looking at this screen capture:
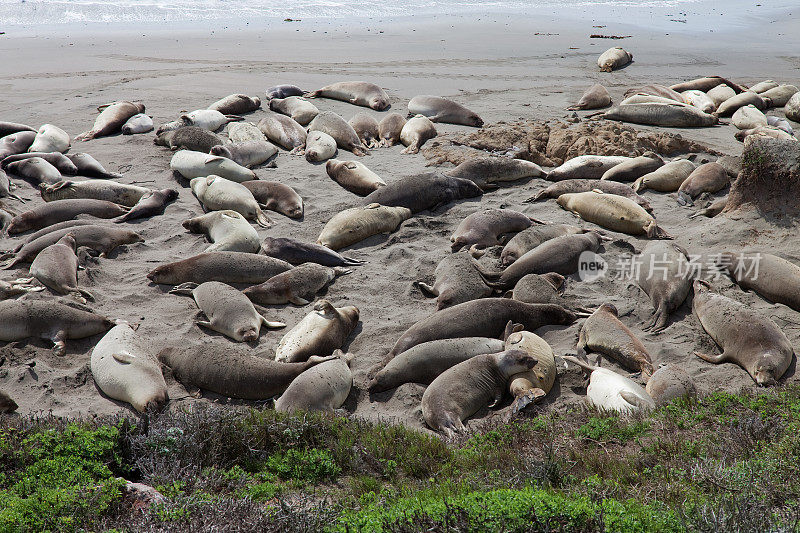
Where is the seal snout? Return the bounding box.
[239,328,259,343]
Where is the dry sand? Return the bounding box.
[0,14,798,431]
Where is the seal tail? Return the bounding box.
[0,254,19,270]
[333,267,353,277]
[340,256,365,266]
[524,190,548,203]
[77,289,95,302]
[169,282,199,296]
[225,115,245,122]
[562,354,597,373]
[255,210,273,228]
[303,91,320,99]
[413,280,438,298]
[74,130,98,142]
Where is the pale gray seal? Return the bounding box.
[121,113,153,135]
[190,175,272,227]
[210,141,278,168]
[29,124,70,153]
[76,101,145,140]
[308,112,368,156]
[602,103,718,127]
[66,153,122,179]
[407,95,483,127]
[306,81,390,111]
[40,179,149,206]
[304,131,337,162]
[1,152,78,175]
[5,157,62,186]
[546,155,631,181]
[598,47,632,71]
[274,351,353,413]
[182,210,260,253]
[274,300,359,362]
[171,150,255,183]
[181,110,243,131]
[563,356,655,414]
[600,153,664,182]
[325,159,385,196]
[0,131,36,159]
[241,180,303,219]
[268,96,319,126]
[567,84,612,110]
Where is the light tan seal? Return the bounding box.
[503,325,558,413]
[274,300,359,362]
[348,112,381,148]
[556,191,671,238]
[567,84,612,110]
[325,159,385,196]
[597,47,632,71]
[76,101,146,141]
[577,303,654,377]
[241,180,304,219]
[304,131,338,162]
[268,96,319,126]
[257,112,307,151]
[29,124,70,153]
[317,203,411,250]
[632,159,695,193]
[190,175,272,227]
[182,210,260,253]
[509,273,565,304]
[274,350,353,413]
[208,94,261,115]
[676,162,729,206]
[307,111,368,156]
[400,115,437,154]
[378,113,407,146]
[29,233,94,302]
[407,95,483,127]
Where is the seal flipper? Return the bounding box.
[619,390,652,410]
[112,352,136,364]
[255,209,273,228]
[169,282,199,296]
[510,387,547,415]
[50,330,67,356]
[288,295,311,306]
[260,315,286,329]
[414,280,439,298]
[694,350,728,364]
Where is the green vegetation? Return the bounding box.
[0,386,799,531]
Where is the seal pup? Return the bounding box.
[266,84,305,100]
[170,150,255,183]
[243,263,351,306]
[241,180,303,219]
[0,122,36,137]
[274,350,353,413]
[40,179,149,206]
[0,390,17,413]
[500,224,587,267]
[66,153,122,179]
[274,300,359,362]
[600,153,664,182]
[29,233,94,302]
[563,356,655,414]
[121,113,153,135]
[0,131,36,159]
[567,84,612,110]
[504,327,558,412]
[446,157,546,190]
[760,84,798,107]
[528,179,651,211]
[317,204,411,250]
[208,94,261,115]
[257,112,307,151]
[692,280,792,385]
[182,210,260,253]
[422,348,538,437]
[226,122,267,144]
[0,278,42,300]
[400,114,437,154]
[5,157,62,186]
[268,96,319,126]
[602,103,718,127]
[190,175,272,227]
[155,127,224,152]
[368,337,505,393]
[7,199,129,235]
[681,90,716,114]
[29,124,70,153]
[305,81,390,110]
[715,91,769,116]
[414,252,492,310]
[577,303,654,377]
[510,273,565,304]
[546,155,631,181]
[635,241,692,331]
[304,131,337,162]
[308,112,368,156]
[114,188,178,223]
[716,252,800,312]
[75,101,145,140]
[646,364,696,406]
[210,141,278,168]
[169,281,285,342]
[1,152,78,174]
[181,109,243,131]
[597,47,633,71]
[556,191,671,239]
[158,345,333,400]
[348,113,381,148]
[676,162,729,206]
[707,84,736,107]
[450,208,534,255]
[632,159,695,193]
[90,324,168,413]
[732,105,767,130]
[735,125,796,142]
[325,159,385,196]
[378,113,407,146]
[362,172,482,213]
[260,237,364,267]
[0,299,114,356]
[147,251,292,285]
[407,95,483,127]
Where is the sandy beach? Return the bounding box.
[0,9,799,431]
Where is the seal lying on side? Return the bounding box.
[210,141,278,168]
[274,300,359,362]
[1,151,78,174]
[563,356,655,414]
[681,90,716,113]
[450,208,534,255]
[305,81,390,111]
[190,175,272,227]
[208,94,261,115]
[635,241,692,331]
[243,263,351,306]
[598,47,632,71]
[159,345,333,400]
[260,237,364,267]
[147,252,292,285]
[121,113,153,135]
[692,280,792,385]
[528,179,651,211]
[7,199,129,235]
[689,195,727,219]
[632,159,695,193]
[361,173,482,213]
[266,84,305,100]
[257,111,307,151]
[602,103,718,127]
[422,348,537,437]
[5,157,62,186]
[670,76,745,94]
[600,153,664,182]
[325,159,385,196]
[274,350,353,413]
[317,204,411,250]
[500,224,587,267]
[76,101,145,140]
[715,91,769,116]
[407,95,483,127]
[0,131,36,159]
[676,162,729,206]
[183,210,260,253]
[0,122,35,137]
[40,179,149,206]
[378,113,407,146]
[415,252,491,310]
[0,278,42,300]
[30,233,94,302]
[227,121,268,143]
[268,96,319,126]
[716,252,800,312]
[91,324,168,412]
[646,364,696,406]
[170,281,285,342]
[577,303,654,377]
[557,191,671,238]
[546,155,631,181]
[567,84,612,110]
[241,180,304,219]
[400,115,437,154]
[155,127,223,152]
[445,157,546,190]
[170,150,255,183]
[181,109,243,131]
[307,112,367,156]
[66,153,122,179]
[115,188,178,223]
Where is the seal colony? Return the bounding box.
[0,53,798,438]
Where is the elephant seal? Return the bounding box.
[183,210,260,253]
[75,101,145,140]
[90,324,168,413]
[692,280,792,385]
[422,348,538,437]
[158,345,332,400]
[304,131,337,162]
[7,199,129,235]
[170,150,255,183]
[40,179,149,206]
[308,112,367,156]
[241,180,303,219]
[368,337,505,393]
[274,300,359,362]
[670,76,745,94]
[29,124,70,153]
[716,252,800,311]
[268,96,319,126]
[546,155,631,181]
[707,84,736,107]
[226,122,267,144]
[624,84,685,103]
[563,356,655,414]
[577,303,654,377]
[735,125,796,142]
[556,191,671,238]
[30,233,93,302]
[510,273,565,304]
[208,94,261,115]
[66,153,122,179]
[386,299,580,360]
[597,47,632,71]
[689,195,728,219]
[603,103,718,127]
[528,179,652,211]
[3,224,142,269]
[407,95,483,127]
[10,220,99,253]
[243,263,351,306]
[170,281,285,342]
[274,350,353,413]
[147,251,292,285]
[348,113,381,148]
[190,175,272,227]
[732,105,767,130]
[362,172,482,213]
[500,224,587,267]
[479,232,605,288]
[415,252,492,310]
[0,171,18,203]
[0,131,36,159]
[1,152,78,174]
[121,113,153,135]
[260,237,364,267]
[645,364,696,406]
[210,141,278,168]
[325,159,385,196]
[5,157,62,186]
[761,84,798,107]
[716,91,769,116]
[181,109,243,131]
[155,120,185,136]
[635,241,692,332]
[766,115,794,135]
[632,159,695,193]
[676,162,729,206]
[681,90,716,113]
[0,299,114,356]
[620,94,689,107]
[750,80,778,94]
[567,84,612,110]
[0,122,35,137]
[446,157,546,190]
[0,278,42,300]
[317,204,411,250]
[600,153,664,182]
[156,127,223,152]
[305,81,390,111]
[378,113,407,146]
[400,115,437,154]
[115,188,178,223]
[266,84,305,100]
[0,390,17,413]
[504,328,558,412]
[450,208,534,255]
